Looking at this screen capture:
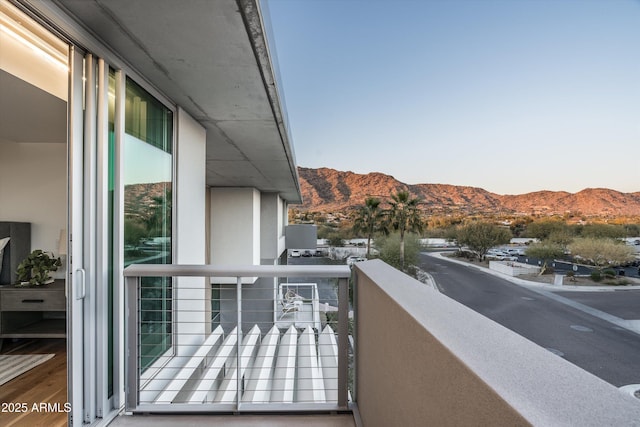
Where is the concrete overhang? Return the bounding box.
[51,0,301,203]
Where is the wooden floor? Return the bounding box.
[0,338,68,427]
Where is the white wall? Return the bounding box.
[489,261,541,276]
[260,192,285,262]
[175,108,207,353]
[176,108,206,266]
[0,142,66,255]
[210,187,260,283]
[279,198,287,257]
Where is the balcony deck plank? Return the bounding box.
[242,325,279,403]
[270,325,297,403]
[154,326,224,404]
[188,327,238,403]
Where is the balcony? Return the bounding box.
[115,260,640,426]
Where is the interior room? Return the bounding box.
[0,2,68,424]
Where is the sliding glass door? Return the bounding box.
[122,78,174,372]
[65,30,174,427]
[69,50,122,427]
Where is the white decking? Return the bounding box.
[275,283,323,331]
[141,325,339,405]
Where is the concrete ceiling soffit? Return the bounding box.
[215,120,283,160]
[206,160,266,184]
[205,158,300,202]
[204,123,246,161]
[55,0,269,119]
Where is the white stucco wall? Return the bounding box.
[210,187,260,282]
[0,142,66,255]
[175,108,207,352]
[489,261,541,276]
[176,108,206,266]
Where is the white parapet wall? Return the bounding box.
[489,261,541,276]
[353,259,640,427]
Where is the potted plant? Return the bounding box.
[15,250,62,286]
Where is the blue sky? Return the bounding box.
[265,0,640,195]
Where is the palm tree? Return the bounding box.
[352,197,388,257]
[388,190,423,270]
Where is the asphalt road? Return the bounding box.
[419,252,640,387]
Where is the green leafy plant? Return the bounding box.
[16,250,62,286]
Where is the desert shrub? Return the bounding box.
[454,250,476,259]
[590,271,602,282]
[606,279,630,286]
[327,234,345,247]
[603,269,616,279]
[377,233,420,271]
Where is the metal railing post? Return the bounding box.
[337,276,349,408]
[125,275,140,411]
[236,276,242,411]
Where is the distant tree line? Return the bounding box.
[297,196,640,274]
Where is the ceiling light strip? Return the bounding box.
[0,22,68,70]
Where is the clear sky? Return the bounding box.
[265,0,640,195]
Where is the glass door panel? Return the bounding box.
[123,78,173,372]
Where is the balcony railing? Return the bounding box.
[123,260,640,425]
[123,264,352,414]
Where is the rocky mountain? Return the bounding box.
[296,167,640,217]
[124,182,171,220]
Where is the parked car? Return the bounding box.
[486,249,517,261]
[290,250,300,257]
[505,248,525,256]
[302,250,313,257]
[346,256,367,267]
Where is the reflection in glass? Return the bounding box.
[108,68,115,396]
[123,78,173,372]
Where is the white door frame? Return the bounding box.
[68,44,87,427]
[69,48,121,427]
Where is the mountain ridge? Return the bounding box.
[296,167,640,217]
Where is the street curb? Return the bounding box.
[414,265,438,291]
[619,384,640,400]
[425,252,640,293]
